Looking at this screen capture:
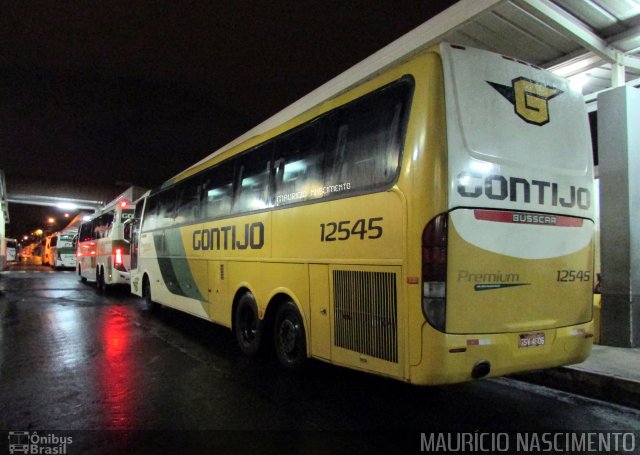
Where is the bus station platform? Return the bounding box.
[515,344,640,410]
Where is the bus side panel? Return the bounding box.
[96,238,111,281]
[226,262,310,333]
[131,230,155,297]
[77,241,97,281]
[309,264,331,360]
[272,190,404,262]
[140,229,210,319]
[207,260,228,325]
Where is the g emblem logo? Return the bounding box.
[488,77,563,126]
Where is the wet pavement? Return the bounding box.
[1,264,639,454]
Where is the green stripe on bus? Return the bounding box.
[154,230,204,301]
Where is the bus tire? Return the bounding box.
[78,266,87,282]
[142,276,159,312]
[273,300,307,370]
[97,267,108,294]
[234,292,263,356]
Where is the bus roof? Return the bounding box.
[101,186,147,213]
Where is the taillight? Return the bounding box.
[114,247,125,271]
[422,213,448,332]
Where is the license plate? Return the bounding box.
[519,332,545,348]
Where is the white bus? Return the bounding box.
[76,187,146,292]
[1,237,17,271]
[45,231,77,269]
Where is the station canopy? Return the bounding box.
[442,0,640,112]
[188,0,640,170]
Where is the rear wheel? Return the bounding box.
[96,267,106,293]
[273,300,307,369]
[78,265,87,282]
[235,293,263,356]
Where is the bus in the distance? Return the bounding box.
[1,238,17,270]
[45,231,77,269]
[76,187,146,292]
[130,43,594,385]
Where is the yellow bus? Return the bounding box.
[130,43,595,385]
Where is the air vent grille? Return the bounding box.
[333,270,398,363]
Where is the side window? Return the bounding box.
[326,79,411,194]
[273,121,325,206]
[50,237,58,248]
[175,178,201,225]
[92,218,103,239]
[59,235,74,247]
[79,223,93,242]
[234,144,272,213]
[203,160,235,219]
[94,212,114,239]
[157,189,177,229]
[142,195,160,231]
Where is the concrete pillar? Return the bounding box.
[597,85,640,347]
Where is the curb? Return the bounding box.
[513,366,640,410]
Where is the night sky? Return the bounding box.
[1,1,458,238]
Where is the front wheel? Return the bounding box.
[78,265,87,282]
[142,276,159,312]
[273,301,307,370]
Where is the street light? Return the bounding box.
[56,202,78,210]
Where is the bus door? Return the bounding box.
[309,264,331,360]
[208,261,229,324]
[130,199,145,271]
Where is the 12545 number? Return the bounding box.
[320,218,383,242]
[556,270,591,282]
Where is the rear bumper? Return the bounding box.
[107,269,131,285]
[410,321,593,385]
[56,257,77,268]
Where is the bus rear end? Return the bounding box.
[416,44,594,384]
[53,232,77,269]
[76,192,139,290]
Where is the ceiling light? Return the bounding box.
[56,202,78,210]
[569,73,590,93]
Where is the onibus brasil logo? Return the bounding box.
[8,431,73,454]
